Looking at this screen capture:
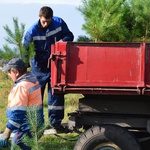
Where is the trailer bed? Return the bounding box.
[51,42,150,95]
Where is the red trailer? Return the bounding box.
[50,42,150,150]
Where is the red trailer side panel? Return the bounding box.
[51,42,150,95]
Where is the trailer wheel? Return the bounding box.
[74,125,141,150]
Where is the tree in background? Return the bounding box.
[0,18,25,61]
[0,45,19,61]
[130,0,150,42]
[78,0,150,42]
[0,17,34,65]
[77,35,93,42]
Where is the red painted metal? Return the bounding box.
[50,42,150,95]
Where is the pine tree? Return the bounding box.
[78,0,150,42]
[130,0,150,42]
[0,17,34,65]
[0,45,19,61]
[77,35,93,42]
[12,106,45,150]
[78,0,131,42]
[2,17,25,58]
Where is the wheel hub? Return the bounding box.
[93,143,121,150]
[97,146,117,150]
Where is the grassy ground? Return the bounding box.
[0,71,83,150]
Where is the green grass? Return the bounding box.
[0,71,83,150]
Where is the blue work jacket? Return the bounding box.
[23,16,74,69]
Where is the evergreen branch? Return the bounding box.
[23,106,45,150]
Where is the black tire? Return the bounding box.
[74,125,141,150]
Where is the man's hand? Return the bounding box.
[0,136,8,148]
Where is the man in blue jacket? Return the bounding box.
[23,6,74,132]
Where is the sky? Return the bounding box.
[0,0,82,5]
[0,0,86,49]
